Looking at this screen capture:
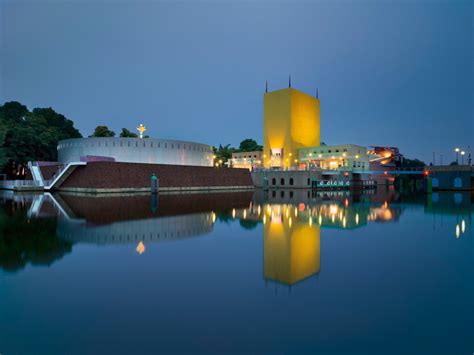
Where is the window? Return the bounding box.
[272,178,276,185]
[171,144,174,149]
[280,191,284,198]
[151,142,153,148]
[335,149,339,152]
[158,142,160,148]
[290,178,294,185]
[165,143,167,148]
[280,178,285,185]
[135,142,138,147]
[272,190,276,198]
[328,150,331,153]
[289,191,294,198]
[128,141,131,147]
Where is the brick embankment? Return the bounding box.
[57,191,254,225]
[58,162,254,193]
[25,164,62,181]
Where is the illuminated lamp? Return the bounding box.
[344,171,349,177]
[424,170,429,176]
[384,171,388,175]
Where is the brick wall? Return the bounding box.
[60,162,253,189]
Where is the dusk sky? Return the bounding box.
[1,0,472,163]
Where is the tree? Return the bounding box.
[238,138,262,152]
[213,144,236,166]
[401,158,426,168]
[119,128,138,138]
[0,102,82,178]
[90,125,115,137]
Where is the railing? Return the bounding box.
[0,180,38,188]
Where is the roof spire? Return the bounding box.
[316,88,319,99]
[288,75,292,88]
[265,80,268,93]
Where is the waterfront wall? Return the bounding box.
[58,162,254,193]
[58,137,214,167]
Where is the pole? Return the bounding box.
[432,152,435,166]
[440,154,443,166]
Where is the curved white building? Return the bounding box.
[57,137,214,166]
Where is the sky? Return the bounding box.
[1,0,472,163]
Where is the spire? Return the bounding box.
[265,80,268,93]
[316,88,319,99]
[288,75,292,88]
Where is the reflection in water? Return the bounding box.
[0,189,472,278]
[263,204,320,285]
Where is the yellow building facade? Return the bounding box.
[264,88,320,169]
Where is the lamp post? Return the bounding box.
[454,147,460,164]
[460,151,465,165]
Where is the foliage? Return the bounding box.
[401,158,426,168]
[213,139,263,167]
[213,144,237,166]
[119,128,138,138]
[238,138,262,152]
[0,101,82,178]
[90,125,115,137]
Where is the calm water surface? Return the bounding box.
[0,189,472,354]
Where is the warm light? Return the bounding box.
[212,212,216,223]
[343,216,346,228]
[318,154,322,158]
[456,224,460,238]
[243,209,247,219]
[461,219,465,233]
[289,153,292,157]
[318,215,322,225]
[344,198,349,207]
[454,148,460,152]
[309,217,313,226]
[289,217,292,228]
[329,205,338,215]
[257,205,261,216]
[232,208,236,219]
[355,155,360,159]
[342,153,346,157]
[355,213,359,225]
[136,241,145,255]
[460,151,465,155]
[263,215,266,224]
[136,124,147,139]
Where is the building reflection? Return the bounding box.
[263,204,320,285]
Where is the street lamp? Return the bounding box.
[455,147,460,164]
[460,151,465,165]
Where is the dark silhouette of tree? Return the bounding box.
[119,128,138,137]
[90,125,115,137]
[238,138,262,152]
[0,101,82,178]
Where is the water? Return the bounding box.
[0,189,472,354]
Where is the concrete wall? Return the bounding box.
[58,137,213,167]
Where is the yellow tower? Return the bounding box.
[264,87,320,168]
